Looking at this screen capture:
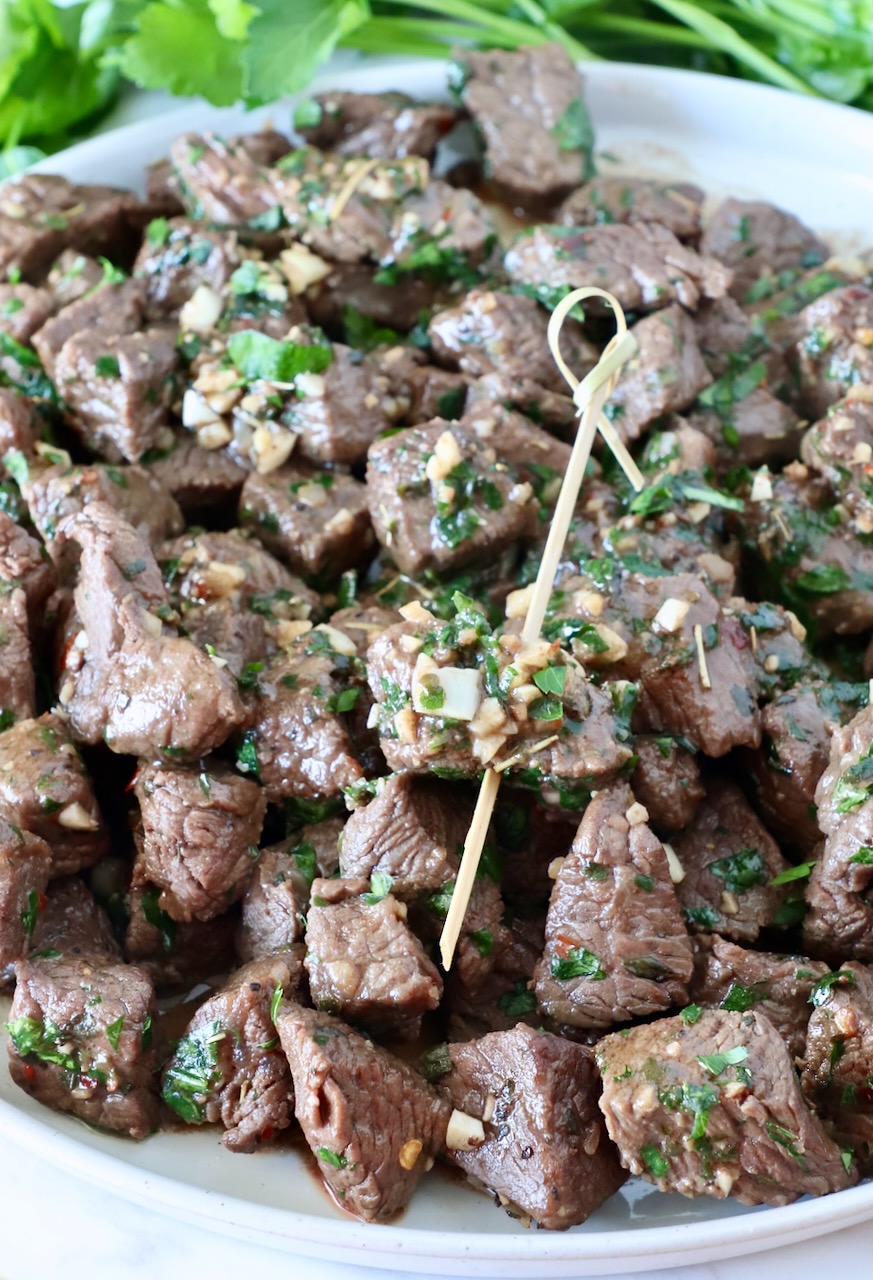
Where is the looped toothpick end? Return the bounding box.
[438,286,640,972]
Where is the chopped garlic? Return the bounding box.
[311,624,357,657]
[398,1140,423,1171]
[182,388,221,430]
[750,470,773,502]
[251,426,296,474]
[425,430,463,483]
[179,284,222,334]
[398,601,435,624]
[412,660,482,722]
[295,372,326,399]
[653,597,690,633]
[505,584,535,620]
[196,421,233,450]
[57,802,100,831]
[278,243,332,293]
[663,842,685,884]
[625,802,649,827]
[445,1109,486,1151]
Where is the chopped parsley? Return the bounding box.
[550,946,606,982]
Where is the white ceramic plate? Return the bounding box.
[2,57,873,1276]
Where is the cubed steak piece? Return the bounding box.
[275,1001,451,1222]
[132,761,266,923]
[601,307,713,443]
[673,780,791,943]
[0,817,52,985]
[295,91,458,159]
[55,503,244,758]
[436,1025,626,1228]
[367,421,538,576]
[6,952,159,1139]
[0,283,55,343]
[801,962,873,1173]
[0,589,34,726]
[30,876,120,960]
[161,955,297,1152]
[0,175,140,281]
[557,176,704,242]
[0,387,40,458]
[46,251,105,306]
[790,285,873,419]
[631,735,705,832]
[687,363,801,471]
[240,464,374,581]
[159,527,318,620]
[0,713,107,876]
[804,702,873,961]
[689,934,828,1061]
[236,818,343,962]
[445,913,545,1043]
[701,198,827,300]
[801,389,873,525]
[124,885,237,992]
[455,44,594,208]
[169,132,287,229]
[31,278,147,380]
[534,783,694,1029]
[145,433,248,519]
[304,876,443,1038]
[133,217,241,313]
[0,510,56,627]
[597,1008,856,1204]
[504,225,730,316]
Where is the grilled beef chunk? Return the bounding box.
[455,44,594,208]
[54,324,178,462]
[801,962,873,1172]
[7,952,159,1139]
[0,589,34,725]
[446,913,544,1042]
[236,818,343,962]
[161,955,297,1153]
[0,175,140,281]
[438,1025,626,1228]
[689,934,828,1061]
[169,132,289,229]
[340,773,470,897]
[597,1008,855,1204]
[0,817,52,985]
[366,421,538,576]
[131,761,265,923]
[428,289,597,394]
[790,285,873,419]
[741,465,873,638]
[557,176,704,242]
[23,461,184,572]
[0,713,107,876]
[133,217,241,313]
[687,372,801,471]
[296,91,458,159]
[46,251,105,306]
[804,703,873,961]
[632,735,704,832]
[673,780,791,943]
[0,283,54,343]
[458,394,573,499]
[603,306,713,442]
[31,278,147,379]
[124,885,237,991]
[693,296,762,378]
[304,876,443,1038]
[801,389,873,524]
[160,527,317,618]
[145,433,248,518]
[275,1001,451,1222]
[55,504,244,758]
[240,464,373,581]
[30,876,120,959]
[0,511,56,627]
[534,783,694,1029]
[700,199,827,300]
[504,225,730,316]
[243,629,364,804]
[0,387,40,458]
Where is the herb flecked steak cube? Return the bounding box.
[6,953,159,1139]
[0,815,52,986]
[0,588,35,726]
[790,284,873,419]
[132,216,241,313]
[801,390,873,525]
[274,1001,450,1222]
[596,1008,856,1205]
[30,876,121,961]
[700,198,827,301]
[124,885,237,993]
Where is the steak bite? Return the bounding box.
[31,278,147,380]
[366,421,539,577]
[7,952,159,1139]
[304,876,443,1038]
[0,817,52,985]
[0,283,55,344]
[295,91,458,160]
[169,131,288,229]
[557,176,704,242]
[596,1008,855,1204]
[437,1025,626,1229]
[240,464,374,581]
[445,913,544,1042]
[533,783,694,1029]
[801,962,873,1172]
[503,225,730,316]
[144,433,248,519]
[0,589,35,726]
[0,387,40,459]
[801,389,873,525]
[30,876,120,960]
[790,284,873,419]
[0,175,140,282]
[55,503,245,759]
[700,198,827,299]
[124,885,237,991]
[161,955,297,1153]
[602,306,713,443]
[804,702,873,961]
[159,527,318,620]
[673,780,791,943]
[454,44,594,208]
[274,1001,451,1222]
[0,510,56,627]
[689,934,828,1061]
[46,250,105,306]
[131,761,266,924]
[687,365,801,471]
[0,713,107,877]
[133,217,241,313]
[631,735,705,832]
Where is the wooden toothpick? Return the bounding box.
[439,288,638,970]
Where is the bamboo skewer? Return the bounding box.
[439,287,639,969]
